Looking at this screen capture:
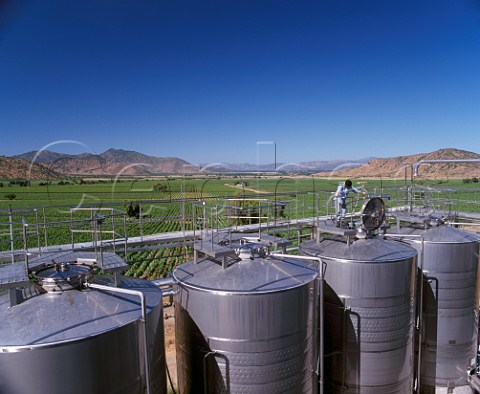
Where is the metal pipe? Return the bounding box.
[151,276,175,301]
[414,159,480,177]
[140,203,144,241]
[405,163,413,187]
[467,368,480,392]
[445,222,480,227]
[319,258,324,394]
[417,237,425,392]
[22,219,29,275]
[404,164,414,210]
[342,306,351,391]
[151,277,175,287]
[34,209,41,256]
[160,288,175,297]
[8,207,14,264]
[85,282,151,394]
[42,207,48,249]
[203,350,217,393]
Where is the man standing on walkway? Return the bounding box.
[335,179,365,219]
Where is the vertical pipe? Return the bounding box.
[341,307,350,391]
[296,191,298,224]
[203,351,216,393]
[111,208,116,254]
[287,201,291,236]
[181,184,185,235]
[8,207,14,264]
[415,238,425,392]
[274,142,277,171]
[123,211,128,262]
[99,217,104,270]
[266,201,270,236]
[258,203,262,238]
[86,282,151,394]
[193,202,196,244]
[90,209,95,252]
[34,209,41,256]
[92,211,97,256]
[22,218,29,274]
[43,207,48,248]
[319,259,324,394]
[215,204,219,237]
[139,203,143,241]
[203,201,206,239]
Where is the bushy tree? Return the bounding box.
[125,202,140,219]
[154,183,168,192]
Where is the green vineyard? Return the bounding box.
[2,176,480,280]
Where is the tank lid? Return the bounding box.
[395,225,480,243]
[420,225,480,243]
[0,277,162,348]
[234,242,268,260]
[300,237,417,262]
[173,256,318,294]
[35,263,94,293]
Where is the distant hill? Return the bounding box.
[16,150,78,164]
[296,157,375,172]
[10,147,480,179]
[200,157,373,173]
[15,148,199,176]
[0,156,59,180]
[18,149,372,175]
[314,148,480,179]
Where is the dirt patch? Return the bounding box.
[223,183,267,194]
[164,304,177,392]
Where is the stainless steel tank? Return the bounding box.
[0,263,166,394]
[300,236,417,393]
[398,225,480,393]
[173,242,319,393]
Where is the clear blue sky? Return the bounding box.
[1,0,479,166]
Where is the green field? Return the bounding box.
[2,176,480,279]
[3,176,474,206]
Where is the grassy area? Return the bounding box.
[2,176,480,279]
[2,176,478,210]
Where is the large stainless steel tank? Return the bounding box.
[0,263,166,394]
[399,225,480,393]
[173,242,319,393]
[300,236,417,393]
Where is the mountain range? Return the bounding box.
[315,148,480,179]
[14,149,197,176]
[198,157,373,173]
[5,148,373,178]
[1,147,479,180]
[0,156,59,180]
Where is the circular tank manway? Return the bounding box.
[34,262,94,292]
[0,276,166,394]
[173,252,319,394]
[398,225,480,393]
[300,237,417,394]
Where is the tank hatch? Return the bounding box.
[234,240,268,260]
[361,197,386,232]
[35,262,94,293]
